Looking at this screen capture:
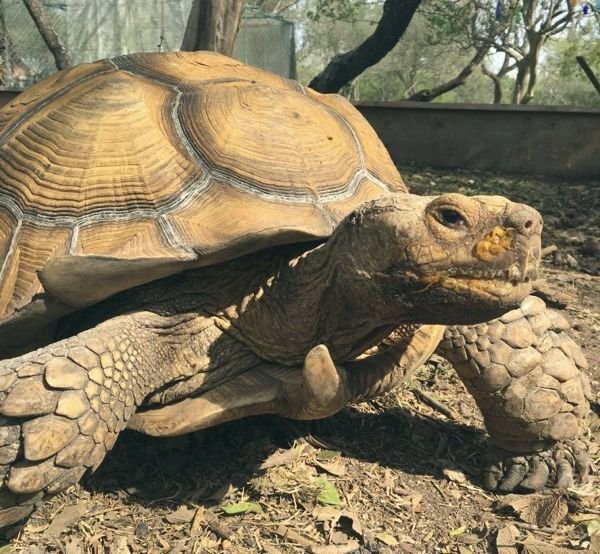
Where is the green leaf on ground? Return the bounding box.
[316,477,342,505]
[317,449,341,461]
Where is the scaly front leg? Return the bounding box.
[0,311,190,528]
[437,295,593,491]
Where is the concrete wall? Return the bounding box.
[356,102,600,180]
[0,89,597,179]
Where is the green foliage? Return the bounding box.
[536,36,600,107]
[261,0,600,106]
[305,0,363,22]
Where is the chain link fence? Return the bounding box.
[0,1,295,89]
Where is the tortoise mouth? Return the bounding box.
[413,261,538,300]
[434,274,533,300]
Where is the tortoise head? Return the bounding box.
[338,192,542,325]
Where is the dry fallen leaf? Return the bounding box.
[221,501,263,515]
[314,460,346,476]
[502,493,568,527]
[312,506,364,538]
[165,505,197,524]
[259,444,307,469]
[43,502,89,538]
[496,524,520,554]
[522,537,577,554]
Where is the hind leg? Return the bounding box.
[437,295,593,491]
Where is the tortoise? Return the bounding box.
[0,51,592,528]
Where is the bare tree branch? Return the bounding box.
[407,43,490,101]
[22,0,71,70]
[482,63,503,103]
[309,0,422,93]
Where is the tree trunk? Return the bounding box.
[181,0,246,56]
[407,44,489,102]
[22,0,71,70]
[309,0,422,94]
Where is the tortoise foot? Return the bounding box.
[0,336,134,527]
[484,440,592,492]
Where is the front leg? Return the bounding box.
[0,311,198,528]
[437,295,593,491]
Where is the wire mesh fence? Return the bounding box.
[233,5,296,79]
[0,1,296,89]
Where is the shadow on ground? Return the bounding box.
[84,400,487,511]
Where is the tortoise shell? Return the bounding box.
[0,51,406,352]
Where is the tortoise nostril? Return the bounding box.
[524,220,533,230]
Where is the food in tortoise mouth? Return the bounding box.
[0,51,592,528]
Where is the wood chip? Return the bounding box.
[274,525,318,548]
[311,541,360,554]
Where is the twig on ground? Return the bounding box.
[411,387,457,419]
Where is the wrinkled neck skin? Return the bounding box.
[228,233,417,366]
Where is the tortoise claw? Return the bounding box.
[519,455,550,490]
[484,440,592,492]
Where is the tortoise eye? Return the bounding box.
[438,208,466,227]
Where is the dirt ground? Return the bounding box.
[6,169,600,554]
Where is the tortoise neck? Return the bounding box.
[233,236,406,365]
